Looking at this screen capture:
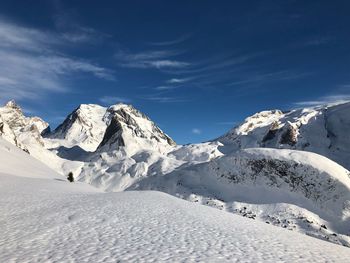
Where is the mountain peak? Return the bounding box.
[5,100,21,112]
[218,102,350,170]
[50,102,175,153]
[50,103,107,151]
[98,103,176,154]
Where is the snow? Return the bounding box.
[2,100,350,249]
[218,101,350,170]
[1,172,350,262]
[0,137,61,179]
[133,147,350,246]
[48,104,108,152]
[169,141,223,163]
[98,103,176,155]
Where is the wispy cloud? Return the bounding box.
[154,86,177,91]
[165,53,261,75]
[191,128,201,135]
[338,84,350,89]
[52,4,110,44]
[303,37,332,47]
[0,18,114,102]
[0,19,60,52]
[115,49,190,69]
[147,34,191,46]
[293,94,350,107]
[141,93,188,103]
[228,70,310,86]
[166,77,192,84]
[99,96,131,105]
[288,36,333,50]
[148,60,189,69]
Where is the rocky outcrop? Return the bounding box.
[0,100,49,153]
[97,104,175,154]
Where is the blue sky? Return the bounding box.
[0,0,349,144]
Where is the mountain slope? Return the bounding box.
[0,100,49,153]
[1,171,350,262]
[218,102,350,170]
[132,147,350,246]
[49,104,108,152]
[49,103,176,155]
[0,137,61,179]
[3,99,350,248]
[97,103,176,154]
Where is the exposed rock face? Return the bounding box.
[262,121,280,143]
[99,116,125,148]
[280,123,298,146]
[97,104,176,154]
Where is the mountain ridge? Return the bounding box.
[217,101,350,170]
[1,99,350,247]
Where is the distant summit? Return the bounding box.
[218,102,350,170]
[49,102,175,153]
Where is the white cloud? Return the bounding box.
[166,78,192,84]
[0,19,115,102]
[154,86,176,91]
[192,128,201,135]
[338,84,350,89]
[99,96,131,105]
[293,94,350,107]
[229,70,310,87]
[148,34,191,46]
[53,12,109,44]
[147,60,189,69]
[115,50,190,69]
[303,37,331,47]
[141,95,187,103]
[0,19,60,52]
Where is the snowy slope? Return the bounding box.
[77,141,223,192]
[132,148,350,246]
[0,101,94,179]
[3,138,349,261]
[218,102,350,170]
[97,103,176,154]
[49,104,108,151]
[3,99,350,248]
[1,172,350,262]
[49,103,175,154]
[0,137,62,179]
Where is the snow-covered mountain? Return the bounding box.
[97,103,176,154]
[49,103,175,154]
[2,99,350,248]
[218,102,350,170]
[132,147,350,246]
[2,142,350,262]
[50,104,107,151]
[0,100,49,153]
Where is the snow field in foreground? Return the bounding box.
[1,174,350,262]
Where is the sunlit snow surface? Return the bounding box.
[0,139,350,262]
[1,175,350,263]
[2,101,350,249]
